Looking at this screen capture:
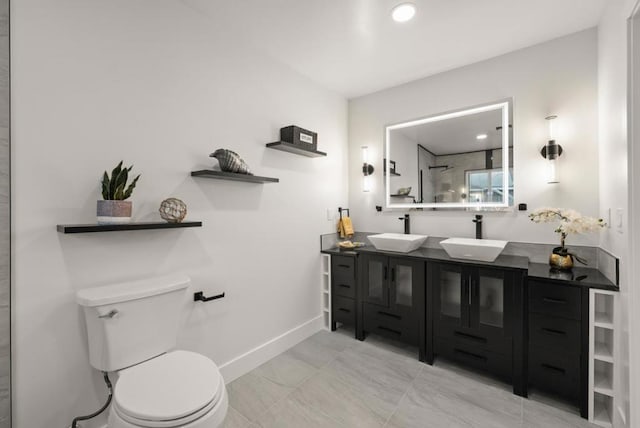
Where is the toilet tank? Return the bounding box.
[76,274,190,372]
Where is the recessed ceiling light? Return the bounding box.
[476,134,488,140]
[391,3,416,23]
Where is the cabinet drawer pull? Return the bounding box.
[338,264,351,269]
[541,363,566,374]
[541,327,566,336]
[542,297,567,304]
[454,349,487,362]
[454,331,487,343]
[391,268,396,282]
[378,311,402,320]
[338,308,351,313]
[378,326,401,335]
[338,284,351,289]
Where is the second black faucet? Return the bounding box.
[473,214,483,239]
[399,214,410,234]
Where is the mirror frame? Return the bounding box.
[384,100,512,210]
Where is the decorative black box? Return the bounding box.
[280,126,317,150]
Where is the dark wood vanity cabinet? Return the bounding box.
[429,261,526,395]
[330,255,357,332]
[527,279,587,417]
[357,253,426,360]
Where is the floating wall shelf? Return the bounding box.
[390,194,415,199]
[57,221,203,234]
[191,170,279,183]
[266,141,327,157]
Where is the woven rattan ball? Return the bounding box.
[159,198,187,223]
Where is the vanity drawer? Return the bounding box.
[529,345,580,401]
[529,313,581,352]
[529,280,581,320]
[332,295,355,326]
[435,323,512,357]
[363,303,418,344]
[332,278,356,298]
[331,256,356,298]
[435,338,511,380]
[332,255,355,277]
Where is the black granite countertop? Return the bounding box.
[528,262,617,291]
[322,246,618,290]
[323,246,528,270]
[321,247,359,257]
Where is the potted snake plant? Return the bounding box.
[97,161,141,224]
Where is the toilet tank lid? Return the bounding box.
[76,274,190,307]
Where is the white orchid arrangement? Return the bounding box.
[529,208,606,248]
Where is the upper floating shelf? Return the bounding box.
[57,221,203,234]
[390,194,416,200]
[191,170,279,183]
[266,141,327,157]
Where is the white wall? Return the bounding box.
[348,29,600,246]
[11,1,347,427]
[598,1,637,426]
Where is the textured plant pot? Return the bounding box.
[97,200,132,225]
[549,246,574,270]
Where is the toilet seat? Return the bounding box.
[113,350,223,428]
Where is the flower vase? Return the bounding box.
[549,246,574,270]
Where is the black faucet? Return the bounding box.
[473,214,483,239]
[398,214,410,234]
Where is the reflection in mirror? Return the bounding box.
[385,101,512,209]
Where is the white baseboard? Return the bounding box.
[218,315,324,383]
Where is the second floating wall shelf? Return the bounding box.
[266,141,327,157]
[191,170,279,183]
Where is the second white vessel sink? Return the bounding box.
[440,237,508,262]
[368,233,428,253]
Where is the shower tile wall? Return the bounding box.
[0,0,9,426]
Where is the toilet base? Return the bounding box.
[108,384,228,428]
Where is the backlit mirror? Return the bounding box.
[385,100,513,209]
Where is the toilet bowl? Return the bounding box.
[108,351,228,428]
[76,275,228,428]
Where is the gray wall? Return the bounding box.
[0,0,8,426]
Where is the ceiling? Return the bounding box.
[184,0,607,98]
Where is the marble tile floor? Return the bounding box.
[223,328,599,428]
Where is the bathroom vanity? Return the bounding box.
[321,243,618,421]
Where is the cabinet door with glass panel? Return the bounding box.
[388,257,424,311]
[470,267,514,339]
[360,254,424,310]
[432,262,468,331]
[431,262,514,340]
[360,253,389,306]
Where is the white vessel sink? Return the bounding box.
[368,233,428,253]
[440,237,508,262]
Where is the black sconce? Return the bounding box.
[540,115,563,184]
[362,146,374,192]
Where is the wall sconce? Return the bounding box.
[362,146,374,192]
[540,115,563,184]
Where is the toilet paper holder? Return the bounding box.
[193,291,225,302]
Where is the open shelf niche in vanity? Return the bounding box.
[589,290,617,427]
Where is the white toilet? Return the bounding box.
[77,274,228,428]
